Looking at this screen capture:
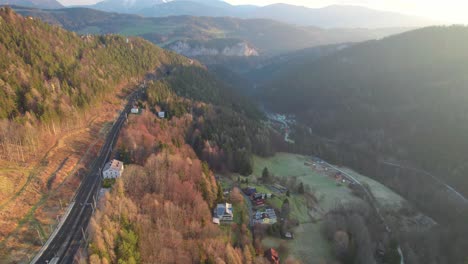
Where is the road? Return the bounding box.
[267,113,295,143]
[31,88,143,264]
[319,159,404,264]
[381,161,468,204]
[240,191,254,227]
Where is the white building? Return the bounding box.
[131,106,139,114]
[158,112,165,118]
[102,159,124,179]
[214,203,233,222]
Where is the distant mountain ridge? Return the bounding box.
[14,6,412,56]
[247,4,436,28]
[92,0,167,13]
[89,0,438,28]
[0,0,63,9]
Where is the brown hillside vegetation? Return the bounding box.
[89,111,269,263]
[0,8,193,262]
[0,99,122,263]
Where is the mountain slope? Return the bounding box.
[0,7,272,263]
[14,6,411,55]
[0,6,191,121]
[0,0,63,9]
[263,26,468,195]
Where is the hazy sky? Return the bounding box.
[57,0,468,23]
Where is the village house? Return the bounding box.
[102,159,124,179]
[253,208,277,224]
[213,203,234,223]
[243,187,257,196]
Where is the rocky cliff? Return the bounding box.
[168,39,259,57]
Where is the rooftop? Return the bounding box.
[215,203,233,217]
[103,159,124,172]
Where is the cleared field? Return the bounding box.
[262,222,331,263]
[340,168,405,210]
[292,222,332,262]
[253,153,348,263]
[225,153,417,263]
[253,153,362,212]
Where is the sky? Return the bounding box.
[57,0,468,23]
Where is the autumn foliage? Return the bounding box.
[89,111,257,263]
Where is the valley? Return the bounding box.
[0,1,467,264]
[231,153,435,262]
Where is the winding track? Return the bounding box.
[32,89,142,264]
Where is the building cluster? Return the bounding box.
[243,187,278,225]
[253,208,277,225]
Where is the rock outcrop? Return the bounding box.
[168,40,259,57]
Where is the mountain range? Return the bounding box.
[14,6,411,56]
[89,0,438,28]
[0,0,442,28]
[0,0,62,9]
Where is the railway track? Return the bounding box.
[32,89,141,264]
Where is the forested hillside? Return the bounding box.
[0,7,189,121]
[0,8,278,262]
[90,61,281,262]
[0,6,275,180]
[262,26,468,263]
[265,26,468,194]
[90,111,257,263]
[133,66,279,174]
[0,6,193,162]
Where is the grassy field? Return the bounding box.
[224,152,411,263]
[340,168,406,210]
[253,153,362,212]
[252,152,415,263]
[262,222,332,263]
